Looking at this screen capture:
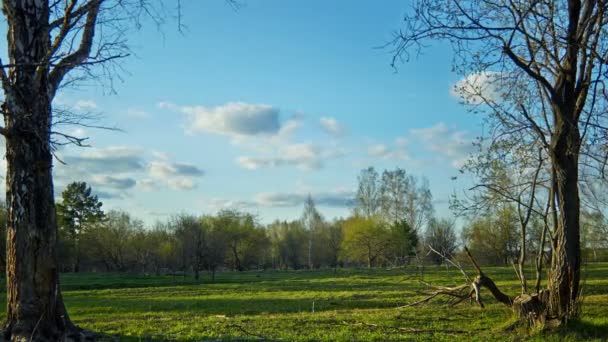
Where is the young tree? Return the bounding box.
[341,216,391,268]
[171,214,205,280]
[424,218,457,265]
[269,220,308,270]
[378,168,434,231]
[379,168,408,223]
[87,210,140,272]
[301,195,323,269]
[462,207,520,266]
[354,167,381,218]
[389,220,418,266]
[391,0,608,322]
[57,181,105,272]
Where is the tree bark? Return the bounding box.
[3,72,77,341]
[547,108,581,320]
[1,1,81,340]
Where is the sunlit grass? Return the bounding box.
[1,264,607,341]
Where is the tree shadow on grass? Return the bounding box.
[68,296,401,316]
[559,319,608,340]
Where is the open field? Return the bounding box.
[2,264,608,341]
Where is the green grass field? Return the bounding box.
[1,264,607,341]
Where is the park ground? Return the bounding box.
[1,264,608,341]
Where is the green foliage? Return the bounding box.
[389,220,418,265]
[57,181,105,235]
[57,181,105,272]
[462,206,520,266]
[341,216,391,267]
[85,210,144,272]
[267,220,308,269]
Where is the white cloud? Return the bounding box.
[236,143,344,171]
[126,108,148,118]
[62,146,144,174]
[254,190,354,208]
[320,117,344,136]
[167,178,197,190]
[175,102,281,137]
[67,128,87,139]
[450,71,504,104]
[368,144,391,158]
[367,143,412,162]
[148,160,204,179]
[90,175,136,190]
[147,156,204,190]
[206,198,254,211]
[137,179,157,191]
[409,122,477,168]
[73,100,98,111]
[55,146,205,198]
[204,189,355,209]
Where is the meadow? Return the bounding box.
[2,264,608,341]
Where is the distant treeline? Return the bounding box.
[0,167,606,276]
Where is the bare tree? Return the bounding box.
[0,0,177,339]
[301,195,323,270]
[391,0,608,325]
[354,167,381,218]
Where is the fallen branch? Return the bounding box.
[401,246,513,309]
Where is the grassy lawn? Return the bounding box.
[1,264,607,341]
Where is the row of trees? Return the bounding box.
[45,174,608,278]
[3,174,606,278]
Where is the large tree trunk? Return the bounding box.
[547,108,581,321]
[3,89,78,340]
[1,1,80,340]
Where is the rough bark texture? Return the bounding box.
[548,113,581,320]
[1,1,78,340]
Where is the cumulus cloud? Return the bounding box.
[167,178,197,191]
[148,160,204,178]
[254,190,354,208]
[94,191,125,200]
[206,198,254,211]
[320,117,344,136]
[236,143,345,171]
[171,102,282,137]
[90,175,136,190]
[368,144,391,158]
[55,145,205,198]
[73,100,98,111]
[62,146,144,173]
[146,155,204,191]
[409,122,477,168]
[450,71,504,104]
[205,190,355,210]
[367,143,412,162]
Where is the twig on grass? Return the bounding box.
[226,323,284,342]
[339,320,469,335]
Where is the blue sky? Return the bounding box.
[26,1,485,224]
